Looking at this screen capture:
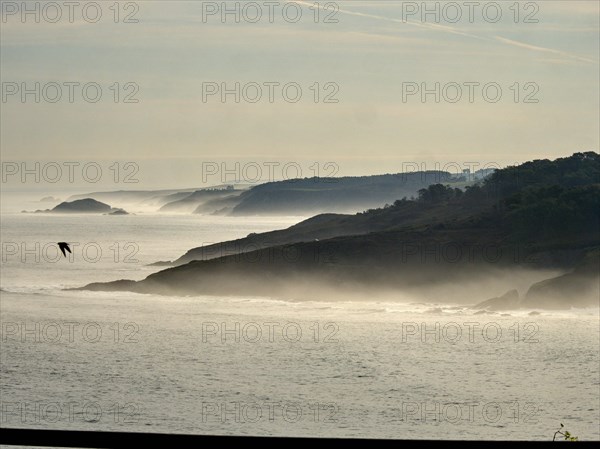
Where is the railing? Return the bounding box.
[1,429,383,448]
[0,429,553,447]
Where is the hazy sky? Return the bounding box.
[1,0,598,188]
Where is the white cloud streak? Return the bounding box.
[297,1,598,65]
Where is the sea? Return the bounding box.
[1,194,599,441]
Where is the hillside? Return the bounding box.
[228,171,459,215]
[159,189,242,213]
[81,152,600,308]
[68,171,469,216]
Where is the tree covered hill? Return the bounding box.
[81,152,600,308]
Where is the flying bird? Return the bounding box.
[57,242,71,258]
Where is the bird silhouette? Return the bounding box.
[57,242,71,258]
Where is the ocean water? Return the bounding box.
[1,213,599,441]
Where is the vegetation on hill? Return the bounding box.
[229,171,458,215]
[82,153,600,308]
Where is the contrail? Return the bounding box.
[494,36,597,64]
[297,1,597,65]
[296,0,485,39]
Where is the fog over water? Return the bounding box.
[1,207,598,440]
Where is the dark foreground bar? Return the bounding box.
[0,428,577,448]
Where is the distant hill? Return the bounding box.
[24,198,129,215]
[40,196,60,203]
[67,187,212,211]
[68,188,200,205]
[228,171,458,215]
[80,152,600,308]
[67,172,471,216]
[51,198,112,213]
[159,189,242,213]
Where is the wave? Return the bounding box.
[0,286,63,298]
[2,285,597,319]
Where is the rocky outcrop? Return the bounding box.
[473,289,520,310]
[523,256,599,309]
[107,208,129,215]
